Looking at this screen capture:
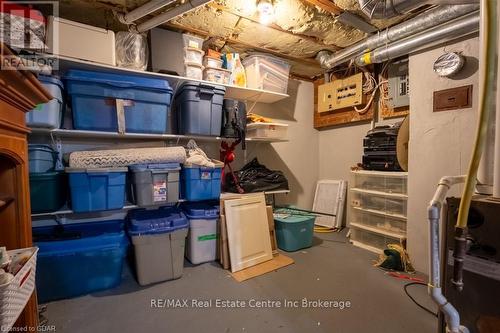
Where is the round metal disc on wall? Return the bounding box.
[433,52,465,77]
[397,115,409,172]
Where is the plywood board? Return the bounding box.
[230,254,294,282]
[224,194,273,273]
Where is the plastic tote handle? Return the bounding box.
[199,84,215,96]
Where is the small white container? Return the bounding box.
[184,47,204,65]
[183,34,204,50]
[203,66,231,85]
[203,56,223,68]
[184,62,204,80]
[246,122,289,139]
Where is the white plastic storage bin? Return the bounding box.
[246,123,288,139]
[204,67,231,85]
[352,171,408,194]
[0,247,38,333]
[243,54,290,94]
[184,47,204,64]
[350,191,407,217]
[46,16,116,66]
[203,56,223,68]
[184,203,219,264]
[349,226,403,253]
[350,208,406,235]
[26,75,63,129]
[185,62,203,80]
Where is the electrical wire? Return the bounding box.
[404,282,438,318]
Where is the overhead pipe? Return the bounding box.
[316,4,479,69]
[354,11,479,66]
[359,0,479,19]
[494,0,500,199]
[133,0,212,33]
[117,0,176,25]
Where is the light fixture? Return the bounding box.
[257,0,274,25]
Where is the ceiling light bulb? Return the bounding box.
[242,1,257,16]
[257,0,274,25]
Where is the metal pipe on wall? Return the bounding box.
[354,11,480,66]
[117,0,177,25]
[134,0,212,33]
[359,0,479,19]
[494,5,500,198]
[316,5,479,69]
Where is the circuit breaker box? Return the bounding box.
[318,73,364,113]
[387,59,410,109]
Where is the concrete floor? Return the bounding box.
[44,231,438,333]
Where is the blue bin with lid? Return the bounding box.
[26,75,64,129]
[64,70,173,134]
[174,81,226,136]
[181,163,224,201]
[274,208,316,252]
[66,167,128,213]
[183,202,219,264]
[33,219,129,303]
[128,207,188,285]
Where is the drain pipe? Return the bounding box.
[133,0,212,33]
[427,176,469,333]
[316,4,478,69]
[117,0,177,25]
[354,11,479,66]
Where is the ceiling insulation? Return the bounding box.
[50,0,419,78]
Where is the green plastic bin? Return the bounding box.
[274,209,316,252]
[29,171,67,213]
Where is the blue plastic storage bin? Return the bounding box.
[274,208,316,252]
[181,164,223,201]
[33,220,128,303]
[64,70,173,134]
[66,167,128,212]
[26,75,64,129]
[174,81,225,136]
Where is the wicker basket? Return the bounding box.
[0,247,38,332]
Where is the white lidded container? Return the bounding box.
[242,54,290,94]
[184,203,219,265]
[184,62,204,80]
[203,66,231,85]
[46,16,116,66]
[184,47,204,65]
[203,56,223,68]
[246,122,289,139]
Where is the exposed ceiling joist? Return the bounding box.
[300,0,343,15]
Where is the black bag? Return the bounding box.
[225,158,289,193]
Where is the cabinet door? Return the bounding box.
[225,195,273,272]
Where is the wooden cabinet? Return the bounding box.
[0,43,51,331]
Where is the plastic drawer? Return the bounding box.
[352,172,407,194]
[350,226,403,252]
[351,191,407,217]
[350,208,406,235]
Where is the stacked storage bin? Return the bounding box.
[28,144,67,214]
[33,219,129,302]
[183,203,220,264]
[129,163,181,207]
[25,76,64,129]
[181,161,224,201]
[128,207,188,285]
[64,70,174,134]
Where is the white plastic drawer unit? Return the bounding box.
[350,207,406,235]
[351,170,408,195]
[349,226,404,254]
[350,190,407,217]
[46,16,116,66]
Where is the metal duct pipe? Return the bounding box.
[354,11,479,66]
[359,0,479,19]
[134,0,212,33]
[316,4,478,69]
[117,0,176,25]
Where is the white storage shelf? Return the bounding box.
[48,54,289,104]
[349,170,408,253]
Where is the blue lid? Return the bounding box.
[183,202,219,219]
[128,207,188,236]
[39,75,63,89]
[64,69,173,92]
[33,220,128,255]
[129,163,181,172]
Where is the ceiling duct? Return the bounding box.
[117,0,176,25]
[354,11,479,66]
[359,0,480,19]
[316,4,479,69]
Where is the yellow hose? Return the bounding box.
[456,0,495,229]
[314,225,335,233]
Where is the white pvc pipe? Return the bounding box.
[494,0,500,198]
[135,0,212,33]
[118,0,176,24]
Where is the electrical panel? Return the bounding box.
[387,59,410,109]
[318,73,364,113]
